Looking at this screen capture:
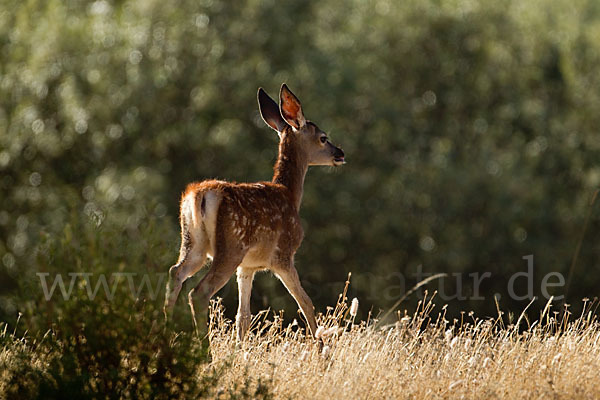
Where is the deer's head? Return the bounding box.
[258,84,345,167]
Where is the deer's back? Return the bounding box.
[183,179,303,267]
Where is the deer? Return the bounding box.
[163,84,345,340]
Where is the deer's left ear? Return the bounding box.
[258,88,288,134]
[279,84,306,130]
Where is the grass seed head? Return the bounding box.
[315,326,325,339]
[350,298,359,317]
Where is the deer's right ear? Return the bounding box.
[258,88,288,134]
[279,83,306,130]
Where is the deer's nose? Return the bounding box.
[333,147,345,159]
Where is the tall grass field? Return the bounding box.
[2,257,599,399]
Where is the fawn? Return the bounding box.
[163,84,345,340]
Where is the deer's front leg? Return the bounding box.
[274,260,318,337]
[236,267,255,341]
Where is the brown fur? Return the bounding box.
[163,84,344,341]
[182,177,303,257]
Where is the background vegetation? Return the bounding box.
[1,0,600,395]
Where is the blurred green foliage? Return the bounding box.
[2,0,600,330]
[1,215,276,399]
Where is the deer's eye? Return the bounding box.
[320,136,327,144]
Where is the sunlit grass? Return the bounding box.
[3,282,600,399]
[203,281,600,399]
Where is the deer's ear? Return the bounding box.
[258,88,288,133]
[279,83,306,130]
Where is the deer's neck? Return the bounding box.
[272,133,308,211]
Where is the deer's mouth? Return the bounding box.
[333,157,346,166]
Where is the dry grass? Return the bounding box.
[3,279,600,399]
[204,280,600,399]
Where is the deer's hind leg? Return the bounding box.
[164,223,209,320]
[188,245,246,336]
